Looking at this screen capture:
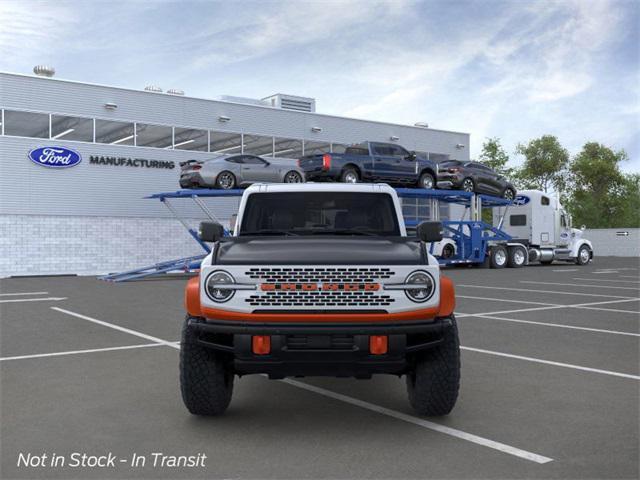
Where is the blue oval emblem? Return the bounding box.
[513,195,530,206]
[28,146,82,168]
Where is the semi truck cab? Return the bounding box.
[494,190,593,265]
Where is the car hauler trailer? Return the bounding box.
[100,186,594,282]
[492,190,593,266]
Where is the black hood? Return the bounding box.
[214,237,426,265]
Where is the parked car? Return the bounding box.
[298,141,440,189]
[179,155,305,189]
[437,160,516,199]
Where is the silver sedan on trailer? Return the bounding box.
[179,154,305,189]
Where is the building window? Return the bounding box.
[303,140,331,155]
[243,134,274,156]
[95,119,135,145]
[173,127,208,151]
[50,114,93,142]
[3,110,49,138]
[273,137,303,158]
[135,123,173,148]
[210,131,243,154]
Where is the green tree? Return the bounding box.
[479,137,513,177]
[515,135,569,193]
[565,142,638,228]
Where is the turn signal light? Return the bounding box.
[369,335,388,355]
[322,153,332,171]
[252,335,271,355]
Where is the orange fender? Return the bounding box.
[184,276,202,317]
[437,275,456,317]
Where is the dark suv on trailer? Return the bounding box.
[437,160,516,199]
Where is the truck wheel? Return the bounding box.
[441,243,455,259]
[180,317,234,415]
[507,246,526,268]
[461,178,475,192]
[216,171,236,189]
[340,168,359,183]
[419,172,435,190]
[490,245,507,269]
[576,245,591,265]
[406,315,460,416]
[284,171,303,183]
[503,188,516,201]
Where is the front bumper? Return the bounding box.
[188,316,452,378]
[437,173,464,189]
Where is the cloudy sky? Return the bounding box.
[1,0,638,171]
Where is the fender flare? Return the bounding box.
[437,275,456,317]
[185,276,202,317]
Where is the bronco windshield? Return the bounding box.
[239,192,400,236]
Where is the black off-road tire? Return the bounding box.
[406,315,460,416]
[180,317,234,416]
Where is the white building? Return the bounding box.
[0,70,470,277]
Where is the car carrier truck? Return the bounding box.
[493,189,593,266]
[181,183,459,416]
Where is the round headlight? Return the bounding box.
[205,270,235,303]
[405,271,435,303]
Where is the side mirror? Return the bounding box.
[198,221,224,242]
[417,221,443,242]
[407,151,417,161]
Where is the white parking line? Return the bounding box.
[520,281,640,291]
[552,269,579,272]
[461,347,640,380]
[0,343,166,362]
[572,278,640,284]
[457,284,636,299]
[458,314,640,337]
[621,275,640,279]
[0,291,49,296]
[280,378,553,464]
[456,298,640,318]
[457,295,559,306]
[51,307,179,349]
[0,297,67,304]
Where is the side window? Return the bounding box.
[372,144,392,156]
[225,156,243,164]
[390,145,410,158]
[541,196,550,206]
[242,155,266,165]
[561,214,567,227]
[510,215,527,226]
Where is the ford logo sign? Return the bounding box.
[513,195,530,206]
[28,146,82,168]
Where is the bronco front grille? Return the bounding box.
[245,267,394,283]
[244,267,396,308]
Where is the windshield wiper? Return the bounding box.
[240,229,300,236]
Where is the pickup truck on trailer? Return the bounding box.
[298,142,441,189]
[181,183,459,416]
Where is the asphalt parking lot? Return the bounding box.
[1,257,638,479]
